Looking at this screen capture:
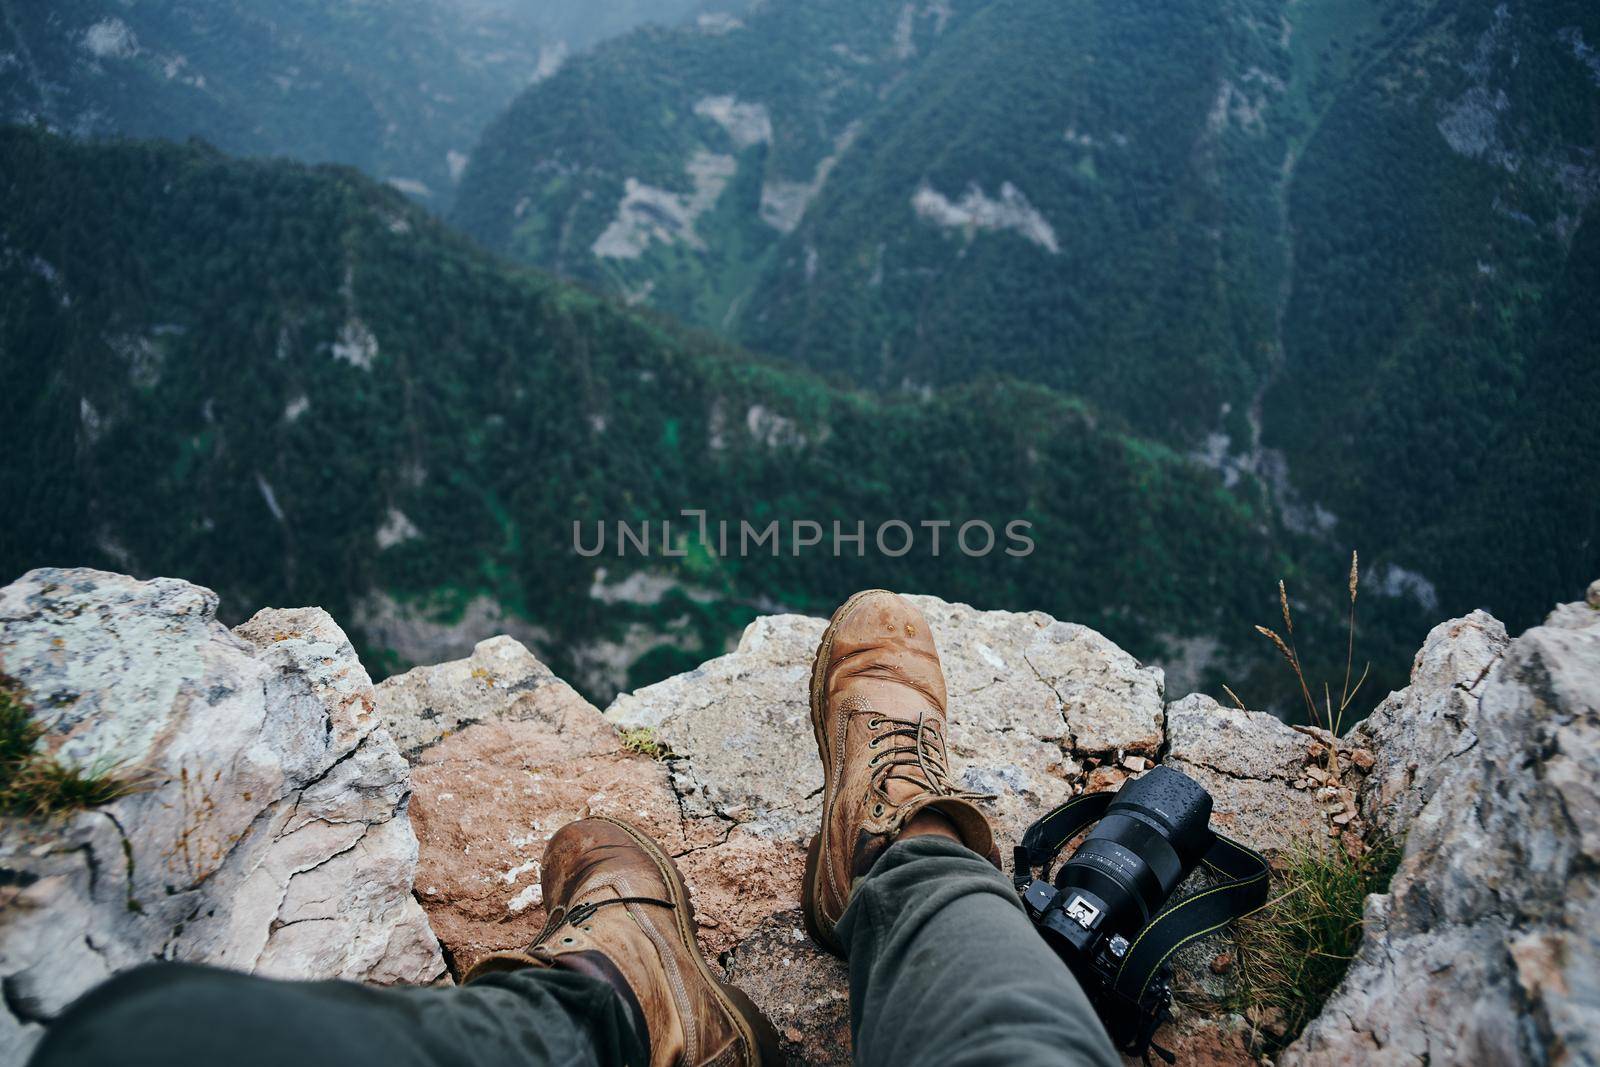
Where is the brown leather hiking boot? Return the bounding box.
[802,589,1000,955]
[464,816,779,1067]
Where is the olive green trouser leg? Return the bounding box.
[26,959,647,1067]
[837,835,1122,1067]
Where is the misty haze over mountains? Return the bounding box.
[1,0,731,205]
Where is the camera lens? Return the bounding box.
[1054,766,1214,938]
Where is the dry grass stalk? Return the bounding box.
[1255,622,1319,728]
[1341,551,1359,711]
[1231,552,1371,775]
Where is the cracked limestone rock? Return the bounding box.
[1165,695,1333,859]
[1285,587,1600,1066]
[1348,609,1509,838]
[376,636,806,978]
[0,568,444,1061]
[13,574,1593,1066]
[721,908,850,1064]
[378,633,599,756]
[604,594,1166,848]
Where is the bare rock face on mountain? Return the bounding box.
[7,571,1596,1067]
[606,595,1166,851]
[386,594,1226,1065]
[1349,609,1510,837]
[375,633,584,755]
[0,569,444,1061]
[1285,585,1600,1066]
[1168,696,1339,858]
[373,635,807,977]
[604,595,1278,1065]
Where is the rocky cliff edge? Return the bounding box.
[2,569,1596,1065]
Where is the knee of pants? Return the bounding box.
[30,962,300,1067]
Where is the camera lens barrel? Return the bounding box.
[1054,766,1215,938]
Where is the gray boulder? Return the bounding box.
[8,569,1597,1067]
[605,595,1257,1064]
[370,634,807,980]
[605,594,1165,849]
[0,569,444,1061]
[1349,609,1509,837]
[1285,587,1600,1065]
[376,632,590,756]
[1166,694,1365,859]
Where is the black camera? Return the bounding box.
[1014,765,1268,1063]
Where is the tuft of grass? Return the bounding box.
[1228,836,1403,1052]
[0,674,45,766]
[618,726,671,761]
[0,673,144,816]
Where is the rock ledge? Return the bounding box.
[5,572,1598,1066]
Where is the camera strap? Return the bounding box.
[1014,786,1271,1000]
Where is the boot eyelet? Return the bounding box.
[871,803,885,817]
[562,936,576,945]
[868,737,880,748]
[867,717,880,729]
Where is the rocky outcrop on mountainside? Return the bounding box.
[598,597,1381,1065]
[0,569,444,1061]
[1283,582,1600,1065]
[375,632,806,974]
[2,569,1597,1065]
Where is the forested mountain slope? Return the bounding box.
[456,0,1600,642]
[455,0,1300,434]
[2,128,1324,703]
[0,0,719,208]
[1265,0,1600,635]
[453,0,984,324]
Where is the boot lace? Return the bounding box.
[530,894,676,951]
[852,707,993,810]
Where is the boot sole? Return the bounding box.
[592,816,784,1066]
[802,588,893,958]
